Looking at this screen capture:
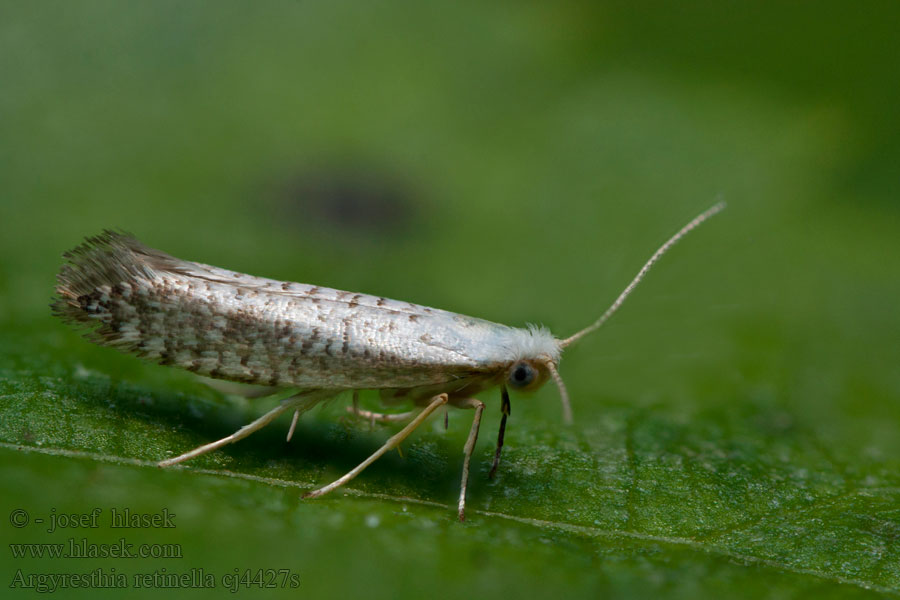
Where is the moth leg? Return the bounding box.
[286,410,301,442]
[348,390,375,430]
[346,390,415,424]
[454,397,485,522]
[346,406,416,424]
[304,393,449,500]
[159,391,321,467]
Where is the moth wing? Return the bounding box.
[54,232,548,393]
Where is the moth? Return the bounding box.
[53,203,724,520]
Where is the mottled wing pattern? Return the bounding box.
[177,259,460,320]
[53,231,525,391]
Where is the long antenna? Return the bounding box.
[561,201,726,349]
[546,361,572,424]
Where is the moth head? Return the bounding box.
[505,359,549,392]
[504,357,572,425]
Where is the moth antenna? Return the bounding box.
[546,361,572,425]
[561,201,726,349]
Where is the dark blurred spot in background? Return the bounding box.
[269,164,419,242]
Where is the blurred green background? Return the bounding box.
[2,1,899,598]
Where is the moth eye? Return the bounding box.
[508,362,536,388]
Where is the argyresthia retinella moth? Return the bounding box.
[53,202,724,520]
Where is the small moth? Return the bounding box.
[53,203,724,520]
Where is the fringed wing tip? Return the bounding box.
[52,230,147,331]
